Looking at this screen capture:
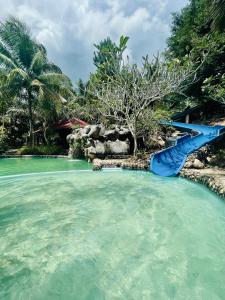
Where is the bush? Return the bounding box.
[0,126,9,153]
[17,145,65,155]
[215,150,225,162]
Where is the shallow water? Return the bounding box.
[0,160,225,299]
[0,157,91,176]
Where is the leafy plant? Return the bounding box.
[17,145,64,155]
[0,125,9,152]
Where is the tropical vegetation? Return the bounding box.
[0,17,74,147]
[0,0,225,156]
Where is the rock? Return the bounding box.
[99,124,106,136]
[151,135,166,148]
[193,159,204,169]
[158,137,165,148]
[117,127,131,140]
[206,156,212,163]
[92,159,102,171]
[85,146,96,157]
[94,140,106,155]
[87,125,101,139]
[106,139,130,155]
[104,129,118,141]
[67,124,132,160]
[184,161,193,169]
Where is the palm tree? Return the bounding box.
[211,0,225,31]
[0,16,73,145]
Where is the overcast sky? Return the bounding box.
[0,0,188,84]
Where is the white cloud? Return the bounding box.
[0,0,188,83]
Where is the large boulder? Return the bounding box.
[105,139,130,155]
[67,124,132,160]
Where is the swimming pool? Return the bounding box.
[0,158,224,299]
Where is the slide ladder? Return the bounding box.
[150,122,225,177]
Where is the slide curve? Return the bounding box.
[150,121,225,177]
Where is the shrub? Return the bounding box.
[215,150,225,162]
[17,145,65,155]
[0,126,9,153]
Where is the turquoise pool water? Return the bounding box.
[0,159,225,299]
[0,157,91,176]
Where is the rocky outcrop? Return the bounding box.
[183,146,211,170]
[67,124,132,160]
[184,157,204,169]
[92,158,148,171]
[181,168,225,200]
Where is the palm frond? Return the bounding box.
[38,85,64,117]
[7,68,29,83]
[0,40,19,67]
[0,16,37,69]
[58,86,76,100]
[0,53,17,70]
[29,50,47,75]
[38,72,72,88]
[6,107,27,116]
[31,79,44,87]
[42,62,62,74]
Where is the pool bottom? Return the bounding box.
[0,170,225,300]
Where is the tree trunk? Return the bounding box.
[28,92,34,147]
[133,132,138,157]
[185,113,190,124]
[132,118,138,157]
[43,122,49,145]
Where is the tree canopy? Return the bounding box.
[0,16,74,145]
[167,0,225,105]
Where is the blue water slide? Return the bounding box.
[150,121,225,177]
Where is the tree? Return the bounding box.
[0,17,73,146]
[90,56,197,156]
[167,0,225,105]
[202,74,225,103]
[93,36,129,80]
[211,0,225,31]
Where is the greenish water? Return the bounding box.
[0,157,91,176]
[0,159,225,299]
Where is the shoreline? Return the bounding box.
[180,168,225,200]
[93,158,225,200]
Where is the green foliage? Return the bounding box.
[17,145,64,155]
[0,16,74,146]
[0,126,9,152]
[168,0,211,58]
[69,139,85,159]
[202,74,225,102]
[211,0,225,31]
[93,35,129,81]
[167,0,225,105]
[215,149,225,162]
